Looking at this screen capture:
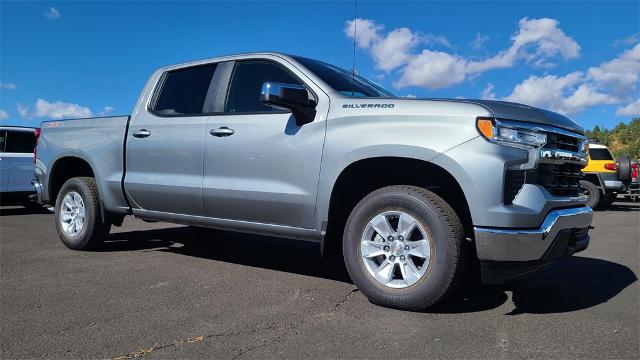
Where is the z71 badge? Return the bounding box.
[47,121,63,128]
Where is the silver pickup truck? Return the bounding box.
[33,52,593,310]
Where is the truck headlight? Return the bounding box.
[477,117,547,148]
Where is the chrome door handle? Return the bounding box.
[210,127,234,137]
[132,129,151,138]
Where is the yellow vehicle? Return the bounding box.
[580,143,622,208]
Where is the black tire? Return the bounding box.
[580,180,601,209]
[342,185,466,311]
[55,177,111,250]
[616,155,632,184]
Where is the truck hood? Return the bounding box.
[431,99,584,135]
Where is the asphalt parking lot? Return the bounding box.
[1,201,638,359]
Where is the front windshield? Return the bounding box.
[291,56,396,98]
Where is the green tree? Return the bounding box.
[586,118,640,159]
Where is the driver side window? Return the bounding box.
[225,60,303,113]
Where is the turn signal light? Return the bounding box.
[477,118,494,139]
[604,162,617,171]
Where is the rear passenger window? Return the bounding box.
[589,148,613,160]
[153,64,217,115]
[225,60,303,113]
[5,131,35,153]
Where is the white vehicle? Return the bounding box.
[0,126,39,207]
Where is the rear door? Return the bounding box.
[4,129,36,192]
[124,63,219,216]
[202,59,328,228]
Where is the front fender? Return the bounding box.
[314,110,481,231]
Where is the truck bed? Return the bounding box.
[36,116,132,213]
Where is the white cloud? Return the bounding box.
[396,50,467,89]
[614,33,639,47]
[0,82,17,90]
[372,27,419,72]
[99,106,115,116]
[344,18,452,74]
[345,18,382,49]
[345,19,419,72]
[615,98,640,117]
[480,83,497,100]
[471,33,490,50]
[45,7,60,19]
[16,103,29,118]
[586,44,640,98]
[423,33,451,48]
[504,72,583,112]
[346,17,580,90]
[501,44,640,115]
[0,110,9,120]
[17,99,94,119]
[502,72,618,115]
[466,17,580,74]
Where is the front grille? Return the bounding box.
[504,170,526,204]
[504,163,583,203]
[544,132,581,152]
[502,125,586,203]
[536,163,583,196]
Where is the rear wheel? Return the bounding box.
[580,180,601,209]
[342,185,466,311]
[55,177,111,250]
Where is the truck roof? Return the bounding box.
[588,143,608,149]
[159,51,293,71]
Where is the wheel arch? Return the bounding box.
[582,172,604,192]
[320,156,472,257]
[48,155,98,205]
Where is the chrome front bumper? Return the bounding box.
[474,206,593,262]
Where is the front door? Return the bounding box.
[202,59,327,228]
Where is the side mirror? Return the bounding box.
[260,82,316,126]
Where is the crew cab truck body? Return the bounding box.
[33,52,593,310]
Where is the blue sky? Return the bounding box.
[1,1,638,130]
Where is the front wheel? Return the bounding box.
[55,177,111,250]
[342,185,466,311]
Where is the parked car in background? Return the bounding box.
[581,143,623,208]
[622,160,639,201]
[0,126,40,208]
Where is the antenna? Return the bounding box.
[351,0,358,96]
